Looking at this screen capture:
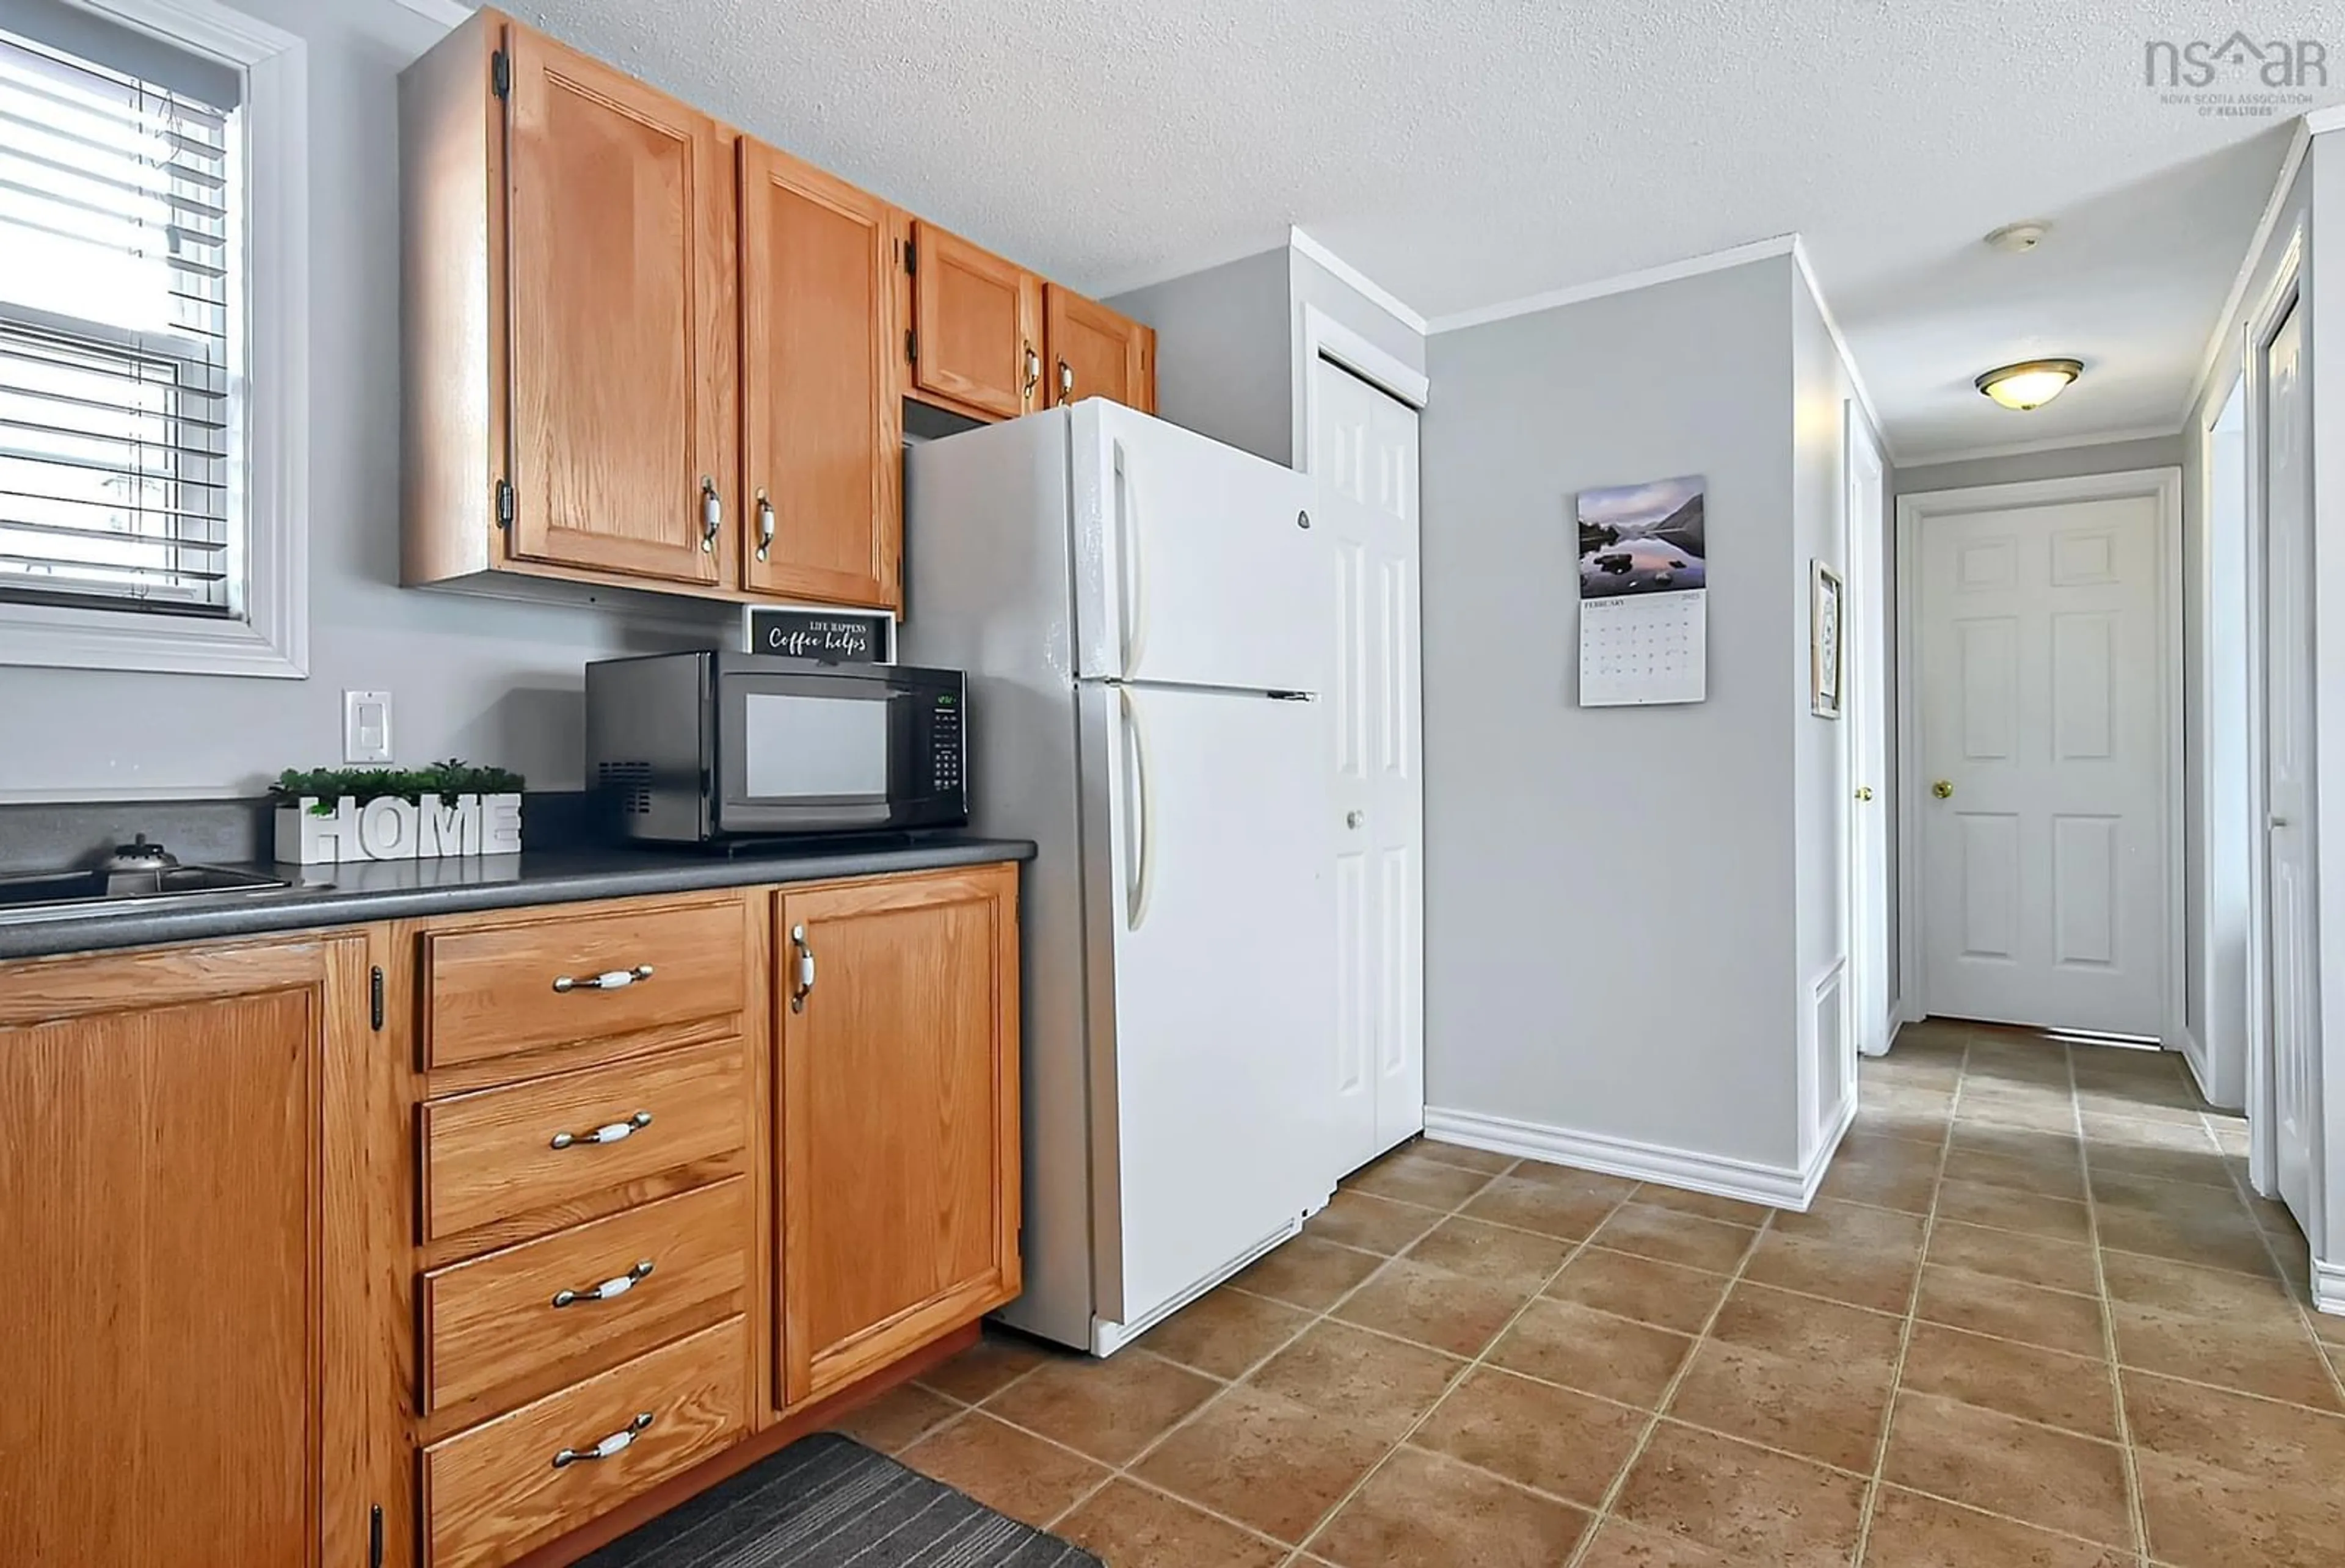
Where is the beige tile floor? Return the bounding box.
[832,1022,2345,1566]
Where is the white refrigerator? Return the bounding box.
[901,401,1337,1355]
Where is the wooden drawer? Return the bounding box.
[423,1039,747,1241]
[423,1175,749,1414]
[423,897,746,1070]
[423,1316,748,1568]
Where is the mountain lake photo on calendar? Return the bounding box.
[1577,474,1706,598]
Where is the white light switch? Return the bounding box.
[343,689,393,764]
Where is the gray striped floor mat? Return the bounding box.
[578,1432,1105,1567]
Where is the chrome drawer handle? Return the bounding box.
[552,1412,653,1469]
[552,1259,655,1308]
[550,1111,651,1150]
[552,964,654,993]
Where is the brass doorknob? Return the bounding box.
[1932,780,1955,799]
[1855,787,1874,802]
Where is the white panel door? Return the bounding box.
[1846,406,1891,1056]
[1067,403,1325,693]
[2260,298,2316,1226]
[1918,494,2165,1034]
[1311,358,1425,1171]
[1080,681,1336,1334]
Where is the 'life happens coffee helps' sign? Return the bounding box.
[741,606,894,664]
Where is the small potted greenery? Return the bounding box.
[270,760,526,864]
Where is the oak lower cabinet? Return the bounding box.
[775,864,1021,1404]
[400,864,1020,1567]
[0,860,1022,1568]
[1044,284,1156,415]
[0,935,375,1568]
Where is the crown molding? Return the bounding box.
[388,0,473,27]
[1287,226,1427,335]
[1426,233,1797,333]
[1791,236,1896,466]
[2180,112,2322,425]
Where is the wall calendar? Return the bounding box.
[1575,474,1708,706]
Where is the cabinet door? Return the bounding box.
[738,140,901,609]
[0,937,371,1567]
[1045,285,1155,414]
[503,24,736,586]
[774,866,1020,1406]
[910,221,1042,421]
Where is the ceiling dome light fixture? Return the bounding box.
[1976,357,2083,411]
[1985,220,2051,253]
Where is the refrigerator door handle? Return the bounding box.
[1119,685,1157,930]
[1114,440,1149,678]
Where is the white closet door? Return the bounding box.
[1312,357,1425,1171]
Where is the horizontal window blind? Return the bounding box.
[0,13,238,615]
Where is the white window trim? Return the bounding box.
[0,0,308,678]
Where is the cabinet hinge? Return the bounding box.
[369,1504,384,1568]
[903,239,916,275]
[369,966,385,1032]
[490,48,511,100]
[905,328,917,364]
[495,477,515,528]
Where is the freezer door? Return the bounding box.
[1069,402,1328,692]
[1078,680,1338,1331]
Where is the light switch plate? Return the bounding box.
[343,689,393,764]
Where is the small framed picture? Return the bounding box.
[1811,561,1844,719]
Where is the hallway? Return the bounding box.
[843,1027,2344,1566]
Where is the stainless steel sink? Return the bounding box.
[0,851,291,920]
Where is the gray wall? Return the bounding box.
[1422,256,1805,1169]
[1893,436,2189,498]
[0,0,713,801]
[1110,241,1431,471]
[1108,247,1293,465]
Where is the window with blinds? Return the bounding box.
[0,3,242,617]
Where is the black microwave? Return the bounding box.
[584,652,967,842]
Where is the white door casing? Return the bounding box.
[1900,473,2180,1039]
[2258,296,2316,1228]
[1308,350,1427,1172]
[1845,404,1892,1056]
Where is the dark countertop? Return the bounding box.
[0,835,1036,962]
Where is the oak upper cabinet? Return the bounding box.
[404,12,738,594]
[907,221,1044,421]
[738,141,901,609]
[505,26,736,585]
[1044,285,1155,415]
[0,937,375,1567]
[774,865,1021,1406]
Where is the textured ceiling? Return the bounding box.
[500,0,2336,462]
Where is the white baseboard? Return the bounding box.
[2172,1023,2214,1105]
[1425,1100,1852,1213]
[2313,1257,2345,1318]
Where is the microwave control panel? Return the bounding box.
[930,694,964,796]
